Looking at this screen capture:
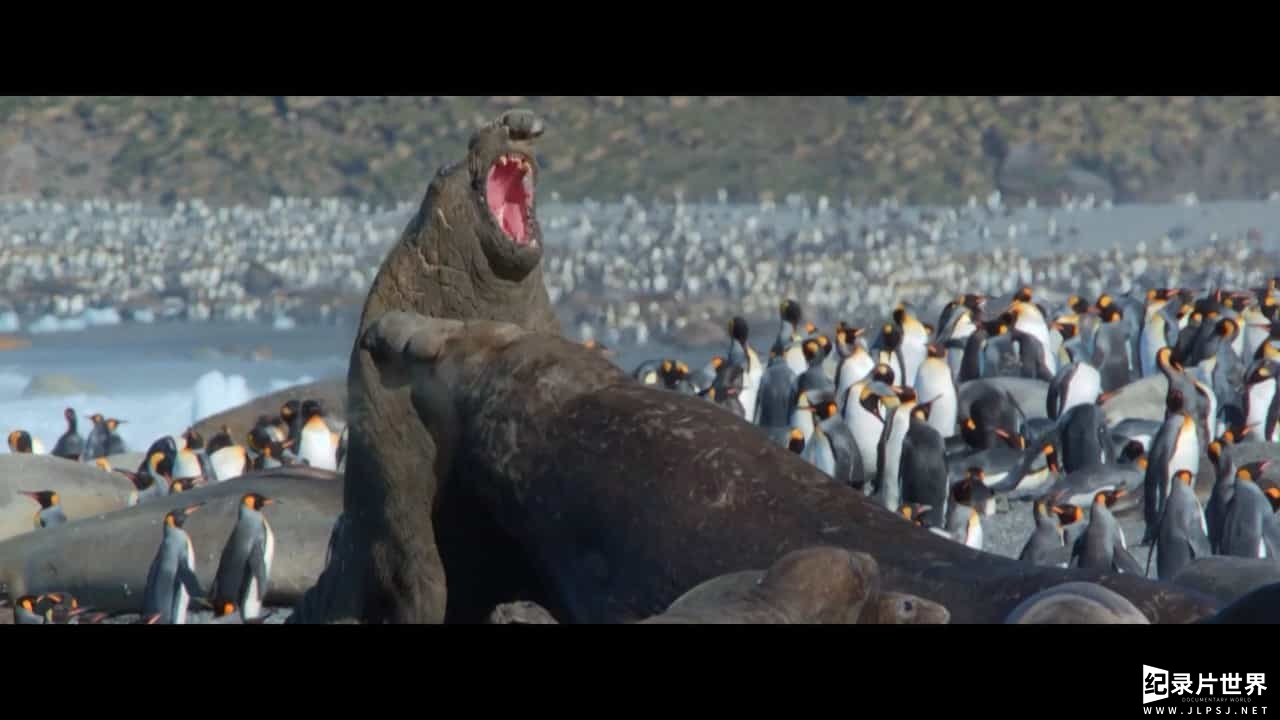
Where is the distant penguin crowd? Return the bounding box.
[631,279,1280,581]
[3,394,344,624]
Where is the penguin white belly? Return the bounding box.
[784,344,807,376]
[804,433,837,477]
[790,407,816,445]
[741,362,763,424]
[836,355,873,411]
[1244,325,1268,361]
[172,451,203,480]
[243,525,275,620]
[300,427,338,471]
[900,338,927,389]
[210,447,246,482]
[1167,431,1200,490]
[31,437,46,455]
[1139,328,1164,378]
[848,407,882,482]
[966,520,984,551]
[175,540,196,625]
[1246,382,1274,436]
[1062,364,1102,413]
[1260,538,1268,560]
[914,361,957,437]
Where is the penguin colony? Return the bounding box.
[631,279,1280,581]
[3,396,344,624]
[0,193,1275,347]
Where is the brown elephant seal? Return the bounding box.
[857,591,951,625]
[641,547,879,624]
[288,109,560,625]
[663,556,949,624]
[1170,556,1280,606]
[487,601,559,625]
[0,466,341,613]
[1004,581,1151,624]
[354,312,1219,624]
[0,454,136,541]
[189,378,346,445]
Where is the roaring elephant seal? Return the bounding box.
[660,548,949,625]
[1004,581,1150,624]
[288,109,560,625]
[189,378,346,444]
[351,311,1220,624]
[641,547,879,624]
[0,465,341,613]
[0,454,136,541]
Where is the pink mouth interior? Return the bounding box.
[486,157,534,245]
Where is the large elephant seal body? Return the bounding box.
[358,313,1220,624]
[289,111,559,624]
[0,454,136,541]
[1171,556,1280,606]
[0,466,341,612]
[641,547,879,624]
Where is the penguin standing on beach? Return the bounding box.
[142,503,205,625]
[1018,498,1071,567]
[833,325,874,413]
[913,344,958,438]
[210,493,277,621]
[104,418,127,456]
[21,490,66,529]
[1219,469,1280,562]
[297,400,338,471]
[1142,391,1200,544]
[725,317,763,422]
[82,413,111,461]
[1153,469,1212,581]
[52,408,83,460]
[1071,489,1144,575]
[900,403,948,522]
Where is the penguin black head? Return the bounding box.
[207,426,235,455]
[787,429,805,455]
[147,449,174,479]
[984,317,1011,337]
[804,322,817,337]
[1237,462,1268,484]
[15,595,39,613]
[1067,295,1090,315]
[1095,293,1114,312]
[1246,363,1275,386]
[816,400,839,422]
[962,293,987,313]
[87,413,105,426]
[728,316,750,345]
[20,490,58,509]
[63,407,76,425]
[182,427,204,451]
[1099,305,1123,324]
[1050,503,1084,527]
[870,363,895,385]
[1256,341,1280,363]
[247,426,276,453]
[165,503,203,529]
[7,430,32,454]
[1053,321,1078,341]
[169,478,201,494]
[658,360,688,388]
[801,339,822,364]
[879,323,902,351]
[1166,388,1186,415]
[815,334,832,358]
[780,300,802,327]
[1119,440,1147,466]
[280,399,301,424]
[105,418,125,433]
[898,503,931,527]
[1015,286,1034,304]
[242,493,274,511]
[1093,488,1126,509]
[1217,317,1239,340]
[301,400,325,422]
[1173,469,1195,487]
[215,601,238,618]
[925,343,946,360]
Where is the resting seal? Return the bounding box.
[641,547,879,624]
[289,110,559,624]
[1170,556,1280,606]
[663,550,949,624]
[1197,582,1280,623]
[358,312,1219,624]
[0,454,136,541]
[1004,581,1150,624]
[0,466,341,612]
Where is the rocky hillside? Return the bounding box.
[2,96,1280,207]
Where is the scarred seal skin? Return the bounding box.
[356,312,1221,625]
[289,110,559,624]
[1004,581,1151,624]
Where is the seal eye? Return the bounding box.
[902,600,914,613]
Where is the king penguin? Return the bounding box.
[297,400,338,471]
[833,325,874,414]
[1046,360,1102,421]
[210,492,277,621]
[893,302,931,389]
[207,425,251,482]
[900,402,948,521]
[142,502,205,625]
[1219,468,1280,562]
[913,343,958,438]
[20,490,66,529]
[875,387,918,512]
[52,407,83,460]
[7,430,43,455]
[1070,489,1144,575]
[1142,390,1200,544]
[1153,469,1212,581]
[725,316,763,421]
[1018,498,1070,567]
[82,413,111,461]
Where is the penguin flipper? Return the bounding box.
[247,536,270,600]
[1114,546,1146,577]
[179,562,204,600]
